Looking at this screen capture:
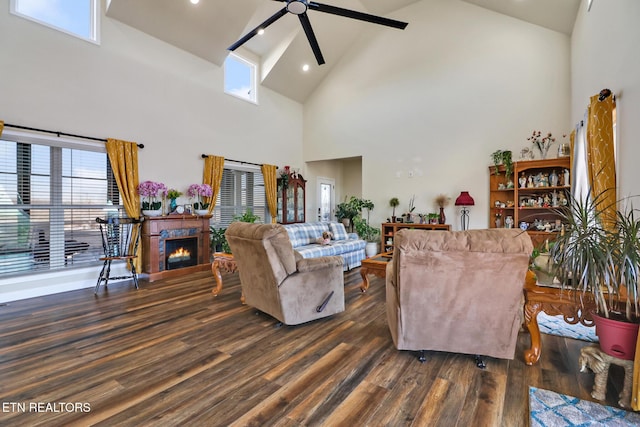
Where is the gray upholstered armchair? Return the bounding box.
[386,228,533,365]
[225,222,345,325]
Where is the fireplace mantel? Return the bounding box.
[141,214,211,281]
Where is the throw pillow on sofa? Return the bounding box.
[329,222,349,241]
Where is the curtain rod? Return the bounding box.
[200,154,263,167]
[3,123,144,148]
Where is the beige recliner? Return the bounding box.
[225,222,345,325]
[386,228,533,365]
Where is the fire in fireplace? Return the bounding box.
[165,237,198,270]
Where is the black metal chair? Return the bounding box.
[95,217,143,293]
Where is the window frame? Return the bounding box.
[224,52,258,104]
[0,129,121,277]
[10,0,101,45]
[210,162,267,230]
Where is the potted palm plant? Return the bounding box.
[550,189,640,360]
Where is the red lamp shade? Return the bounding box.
[455,191,475,206]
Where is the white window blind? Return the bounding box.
[0,136,122,277]
[209,165,266,229]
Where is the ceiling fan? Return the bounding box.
[228,0,408,65]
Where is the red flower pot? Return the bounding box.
[593,313,640,360]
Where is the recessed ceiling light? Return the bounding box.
[257,28,265,35]
[190,0,199,4]
[302,64,310,72]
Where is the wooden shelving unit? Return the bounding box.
[381,222,450,252]
[489,157,571,248]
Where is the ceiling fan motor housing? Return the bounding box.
[287,0,308,15]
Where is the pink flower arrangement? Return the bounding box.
[137,180,167,210]
[187,184,213,210]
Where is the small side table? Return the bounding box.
[523,270,596,365]
[211,252,238,296]
[579,343,634,408]
[359,252,392,292]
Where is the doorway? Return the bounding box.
[317,178,335,222]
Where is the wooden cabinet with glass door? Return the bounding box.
[489,158,571,248]
[277,172,306,224]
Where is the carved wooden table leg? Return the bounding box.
[359,267,371,293]
[211,253,238,297]
[523,301,543,366]
[522,270,597,365]
[211,259,224,296]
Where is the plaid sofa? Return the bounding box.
[282,222,367,271]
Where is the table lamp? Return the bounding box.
[455,191,475,230]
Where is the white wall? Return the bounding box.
[571,0,640,199]
[304,0,572,229]
[0,1,303,301]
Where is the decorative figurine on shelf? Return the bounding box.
[505,215,514,229]
[549,170,559,187]
[563,169,570,186]
[527,175,534,188]
[519,173,527,188]
[552,191,559,207]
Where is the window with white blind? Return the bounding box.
[209,165,267,229]
[0,135,122,277]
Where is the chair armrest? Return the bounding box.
[296,256,343,273]
[347,233,359,240]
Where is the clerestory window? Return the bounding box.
[10,0,100,44]
[224,53,258,104]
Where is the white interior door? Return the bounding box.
[317,177,335,222]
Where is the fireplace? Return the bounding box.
[141,214,211,281]
[165,237,198,270]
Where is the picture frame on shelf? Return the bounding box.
[184,204,193,215]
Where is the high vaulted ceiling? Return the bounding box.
[105,0,581,103]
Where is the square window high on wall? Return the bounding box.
[10,0,100,44]
[225,53,258,104]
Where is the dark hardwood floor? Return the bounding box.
[0,268,628,426]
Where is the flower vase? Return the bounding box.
[438,207,446,225]
[170,198,177,213]
[142,209,162,217]
[539,145,550,160]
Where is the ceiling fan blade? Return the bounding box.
[298,13,325,65]
[228,7,288,51]
[309,2,408,30]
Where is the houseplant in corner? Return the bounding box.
[550,189,640,360]
[353,216,380,257]
[336,196,362,232]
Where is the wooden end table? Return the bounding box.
[211,252,238,297]
[523,270,596,365]
[359,252,392,292]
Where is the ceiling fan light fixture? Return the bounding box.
[302,64,310,72]
[190,0,199,4]
[257,28,265,35]
[286,0,308,15]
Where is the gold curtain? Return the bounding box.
[0,120,4,137]
[106,138,141,271]
[586,94,616,227]
[203,155,225,215]
[261,164,278,223]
